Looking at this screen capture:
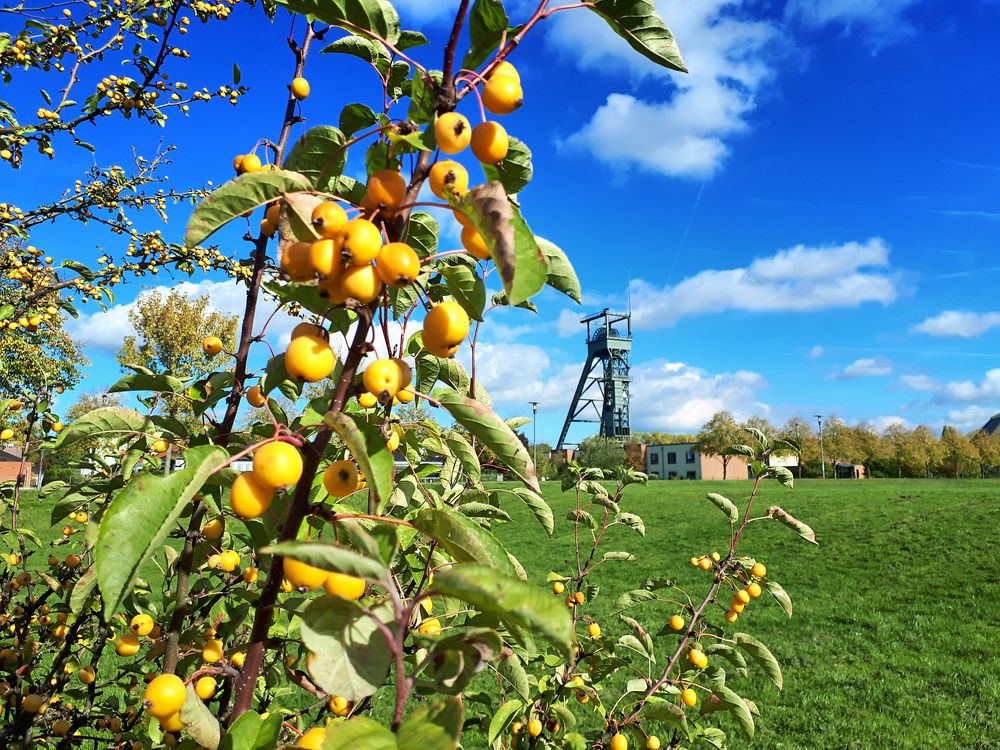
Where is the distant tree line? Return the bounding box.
[562,412,1000,479]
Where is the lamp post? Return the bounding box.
[815,414,826,480]
[529,401,539,471]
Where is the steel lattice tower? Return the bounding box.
[556,309,631,450]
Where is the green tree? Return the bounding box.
[116,289,237,422]
[697,411,741,479]
[575,435,625,471]
[939,426,979,478]
[0,288,87,402]
[971,429,1000,477]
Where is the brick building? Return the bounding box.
[0,447,35,486]
[645,442,748,480]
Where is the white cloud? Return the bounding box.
[837,357,892,379]
[808,345,825,358]
[463,342,581,411]
[900,368,1000,408]
[900,374,939,392]
[630,359,769,431]
[68,279,303,353]
[785,0,919,42]
[913,310,1000,338]
[945,404,998,431]
[554,1,783,178]
[556,309,582,337]
[628,237,897,329]
[871,415,911,431]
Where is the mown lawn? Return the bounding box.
[10,478,1000,749]
[491,478,1000,750]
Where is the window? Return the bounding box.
[667,471,677,479]
[686,471,697,480]
[650,452,659,465]
[667,452,677,464]
[685,450,696,464]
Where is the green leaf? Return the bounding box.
[181,683,221,750]
[301,598,394,701]
[413,507,516,575]
[284,126,347,188]
[537,237,582,303]
[323,36,390,75]
[262,540,389,581]
[185,170,310,248]
[457,184,548,305]
[340,102,380,138]
[55,406,152,448]
[69,565,98,616]
[482,136,532,195]
[273,0,400,43]
[220,710,279,750]
[109,368,185,395]
[488,699,524,746]
[397,29,429,50]
[734,632,782,690]
[766,505,817,544]
[641,699,689,739]
[413,627,501,695]
[710,685,755,739]
[444,432,481,484]
[408,70,443,125]
[764,579,793,617]
[232,63,241,85]
[325,412,395,509]
[589,0,687,73]
[95,445,226,619]
[463,0,510,70]
[439,263,486,321]
[322,717,397,749]
[404,211,440,258]
[432,564,575,657]
[706,492,739,523]
[506,487,553,535]
[397,696,463,750]
[434,386,538,492]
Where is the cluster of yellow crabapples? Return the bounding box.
[228,62,523,300]
[691,555,767,624]
[135,645,353,746]
[525,561,770,750]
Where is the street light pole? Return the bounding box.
[529,401,539,471]
[815,414,826,479]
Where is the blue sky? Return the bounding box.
[10,0,1000,445]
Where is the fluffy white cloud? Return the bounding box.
[808,345,825,358]
[628,237,897,329]
[463,342,581,412]
[912,310,1000,338]
[837,357,892,379]
[945,404,998,431]
[467,345,768,433]
[629,359,769,431]
[900,368,1000,406]
[871,415,911,431]
[556,308,583,337]
[785,0,919,41]
[68,279,303,353]
[554,1,783,178]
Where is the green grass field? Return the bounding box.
[492,478,1000,750]
[12,478,1000,748]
